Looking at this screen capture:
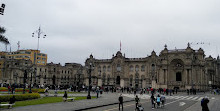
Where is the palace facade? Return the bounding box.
[84,44,220,90]
[1,44,220,90]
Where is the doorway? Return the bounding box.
[116,76,120,85]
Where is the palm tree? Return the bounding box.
[0,26,9,44]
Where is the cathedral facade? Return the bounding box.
[84,44,220,90]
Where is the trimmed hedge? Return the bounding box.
[0,87,7,91]
[0,93,40,102]
[15,88,45,93]
[0,87,45,93]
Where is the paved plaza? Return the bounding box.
[1,92,220,111]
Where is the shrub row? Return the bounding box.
[0,93,40,102]
[0,87,7,91]
[0,87,45,93]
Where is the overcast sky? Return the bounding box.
[1,0,220,65]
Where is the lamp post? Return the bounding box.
[32,26,46,51]
[23,70,27,94]
[33,68,37,87]
[29,72,33,93]
[87,62,94,99]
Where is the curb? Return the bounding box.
[74,100,135,111]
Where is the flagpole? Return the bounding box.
[120,41,121,52]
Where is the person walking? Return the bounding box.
[161,95,166,107]
[63,91,68,102]
[201,96,209,111]
[151,94,155,109]
[9,95,16,108]
[118,94,123,110]
[96,89,99,98]
[156,94,161,108]
[135,95,140,110]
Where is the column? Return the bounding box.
[98,78,102,86]
[142,80,146,88]
[120,79,124,87]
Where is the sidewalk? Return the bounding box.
[1,93,134,111]
[184,93,220,111]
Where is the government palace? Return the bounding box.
[1,43,220,90]
[85,43,220,90]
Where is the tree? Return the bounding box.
[0,26,9,44]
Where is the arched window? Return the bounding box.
[135,65,139,72]
[129,65,134,72]
[98,66,101,72]
[103,66,106,72]
[117,64,121,72]
[152,64,155,71]
[141,65,145,72]
[107,66,111,72]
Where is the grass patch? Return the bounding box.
[57,92,86,94]
[0,96,96,109]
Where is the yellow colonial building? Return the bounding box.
[6,49,47,65]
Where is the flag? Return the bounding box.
[120,41,121,52]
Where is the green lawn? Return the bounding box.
[0,96,96,108]
[56,91,87,94]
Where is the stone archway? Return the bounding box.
[168,59,184,89]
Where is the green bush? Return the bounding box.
[0,93,40,102]
[14,88,45,93]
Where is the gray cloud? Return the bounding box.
[1,0,220,65]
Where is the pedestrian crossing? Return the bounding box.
[122,94,215,101]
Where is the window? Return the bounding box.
[152,64,155,71]
[176,72,182,81]
[135,65,139,72]
[37,61,41,63]
[107,66,111,72]
[42,54,46,56]
[129,65,134,72]
[98,66,101,72]
[117,64,121,72]
[19,51,25,54]
[141,65,145,72]
[103,66,106,72]
[25,51,31,54]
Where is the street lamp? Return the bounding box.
[32,26,46,51]
[86,62,94,99]
[23,70,28,94]
[33,68,37,87]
